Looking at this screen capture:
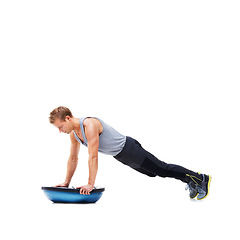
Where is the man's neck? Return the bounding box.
[71,117,80,131]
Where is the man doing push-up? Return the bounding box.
[49,106,211,200]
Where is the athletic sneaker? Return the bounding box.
[197,174,212,200]
[185,181,198,199]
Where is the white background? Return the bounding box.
[0,0,239,239]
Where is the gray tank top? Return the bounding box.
[73,117,126,156]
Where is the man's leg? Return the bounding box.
[139,149,203,184]
[115,136,202,183]
[114,136,211,199]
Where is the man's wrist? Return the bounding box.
[88,182,94,187]
[64,180,70,186]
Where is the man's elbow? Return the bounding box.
[70,156,79,162]
[89,155,98,163]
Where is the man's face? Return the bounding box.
[53,117,72,134]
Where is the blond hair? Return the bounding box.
[49,106,73,124]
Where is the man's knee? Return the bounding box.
[135,167,157,177]
[141,157,168,178]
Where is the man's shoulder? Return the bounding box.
[83,118,103,135]
[83,117,100,127]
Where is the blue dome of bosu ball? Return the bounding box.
[42,186,105,203]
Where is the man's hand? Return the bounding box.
[54,182,69,187]
[77,184,94,195]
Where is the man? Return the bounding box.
[49,106,211,200]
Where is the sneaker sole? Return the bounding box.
[190,192,199,199]
[197,175,212,200]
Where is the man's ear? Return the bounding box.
[65,116,71,121]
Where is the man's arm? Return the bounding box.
[79,118,100,195]
[55,132,80,187]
